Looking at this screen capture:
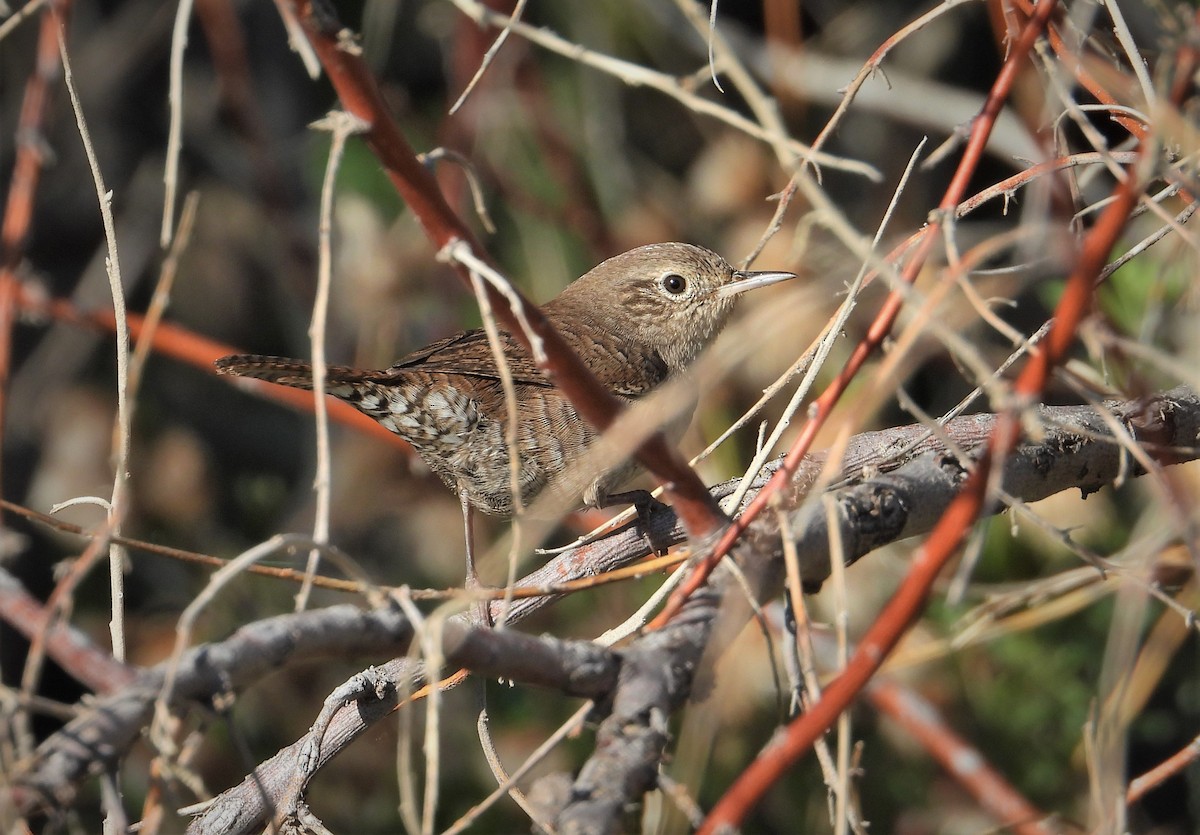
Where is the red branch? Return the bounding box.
[1128,733,1200,805]
[0,1,70,503]
[700,148,1141,830]
[0,567,136,695]
[1004,0,1147,142]
[286,1,725,539]
[693,0,1188,825]
[869,679,1049,833]
[12,284,406,448]
[650,0,1064,630]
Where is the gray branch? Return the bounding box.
[9,387,1197,832]
[9,604,415,814]
[552,586,725,835]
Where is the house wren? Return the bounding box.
[216,243,794,519]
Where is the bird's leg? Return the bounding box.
[461,494,492,627]
[597,489,673,556]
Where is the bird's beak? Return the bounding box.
[716,268,797,299]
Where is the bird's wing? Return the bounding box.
[395,328,670,396]
[387,328,553,387]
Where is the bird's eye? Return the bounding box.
[661,273,687,294]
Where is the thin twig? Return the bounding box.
[130,191,200,397]
[727,138,927,514]
[162,0,195,247]
[824,492,853,835]
[447,0,528,116]
[464,263,527,622]
[57,20,132,662]
[465,704,551,833]
[445,0,879,180]
[0,0,49,42]
[296,110,368,612]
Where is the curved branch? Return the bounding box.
[10,604,415,815]
[187,389,1200,832]
[11,386,1198,828]
[285,0,726,539]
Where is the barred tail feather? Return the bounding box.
[214,354,318,389]
[214,354,381,390]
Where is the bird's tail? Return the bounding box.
[214,354,380,389]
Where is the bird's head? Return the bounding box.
[552,242,795,373]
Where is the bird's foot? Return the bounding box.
[598,489,673,556]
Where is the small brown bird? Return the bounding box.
[216,242,793,527]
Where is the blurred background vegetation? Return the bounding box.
[1,0,1197,832]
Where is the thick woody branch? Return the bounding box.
[541,392,1200,833]
[9,602,621,822]
[751,384,1200,588]
[515,385,1200,611]
[552,589,721,833]
[9,604,415,814]
[285,0,725,538]
[186,591,723,835]
[193,387,1200,829]
[0,567,135,696]
[182,621,624,834]
[10,387,1198,828]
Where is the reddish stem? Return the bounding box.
[288,0,726,539]
[650,0,1064,630]
[699,85,1146,835]
[869,679,1050,833]
[1128,734,1200,805]
[0,1,70,507]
